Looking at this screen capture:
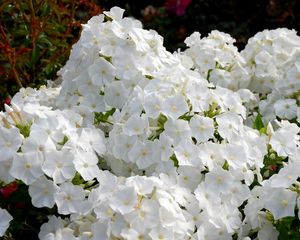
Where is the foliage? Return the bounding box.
[0,182,56,239]
[1,0,299,105]
[0,0,103,108]
[109,0,299,50]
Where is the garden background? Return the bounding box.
[0,1,300,239]
[1,0,299,109]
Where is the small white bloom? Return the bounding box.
[111,133,138,162]
[38,216,67,240]
[189,115,214,143]
[104,81,130,109]
[223,143,247,169]
[257,219,279,240]
[154,133,173,162]
[0,158,14,183]
[88,57,116,86]
[0,208,13,237]
[78,127,106,156]
[104,6,125,20]
[143,92,163,118]
[161,95,189,120]
[274,98,297,119]
[29,176,59,208]
[164,118,191,146]
[42,150,76,184]
[149,226,174,240]
[125,199,159,230]
[123,114,149,136]
[91,221,109,240]
[10,152,43,185]
[216,112,242,141]
[109,186,138,215]
[270,129,297,157]
[73,149,100,181]
[0,126,22,161]
[22,130,56,153]
[127,176,155,196]
[128,140,158,169]
[268,162,300,188]
[265,188,297,220]
[177,166,202,190]
[54,182,86,215]
[204,166,234,194]
[174,139,200,166]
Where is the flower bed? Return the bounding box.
[0,7,300,239]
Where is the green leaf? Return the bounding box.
[276,217,300,240]
[37,33,52,47]
[170,154,178,167]
[99,53,112,63]
[145,75,154,80]
[31,46,40,66]
[222,160,229,170]
[157,114,168,129]
[43,63,55,77]
[94,108,116,125]
[57,136,69,146]
[147,114,168,141]
[104,15,113,22]
[204,102,221,118]
[206,69,213,81]
[178,114,192,121]
[72,172,84,185]
[41,3,51,16]
[253,113,266,133]
[16,122,32,138]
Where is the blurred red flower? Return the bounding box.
[0,181,18,199]
[4,96,11,105]
[164,0,192,16]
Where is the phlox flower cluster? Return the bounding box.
[241,29,300,122]
[0,7,300,240]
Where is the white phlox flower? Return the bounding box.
[0,208,13,237]
[1,6,300,240]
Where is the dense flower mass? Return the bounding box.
[0,6,300,239]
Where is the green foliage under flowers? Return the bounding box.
[266,212,300,240]
[0,0,103,108]
[94,108,116,126]
[16,122,32,138]
[0,181,57,240]
[253,113,266,134]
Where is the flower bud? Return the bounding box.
[4,103,19,124]
[11,102,25,124]
[4,103,13,114]
[11,102,21,112]
[0,112,11,128]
